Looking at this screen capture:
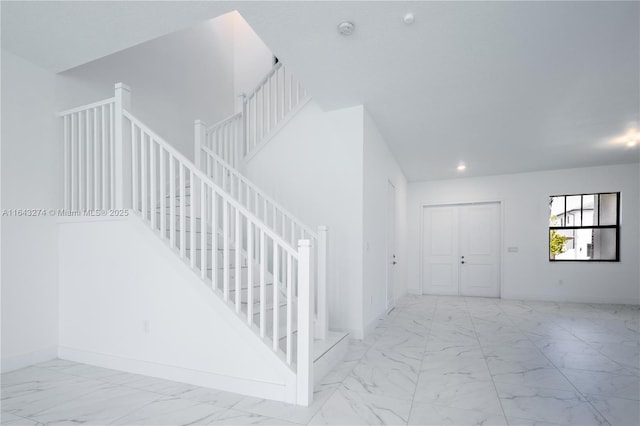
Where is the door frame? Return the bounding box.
[419,200,504,297]
[386,179,397,312]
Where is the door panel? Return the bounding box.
[422,206,459,295]
[459,204,500,297]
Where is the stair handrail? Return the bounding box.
[58,97,116,117]
[243,62,308,159]
[207,111,242,131]
[201,62,308,166]
[200,144,317,241]
[244,62,283,100]
[125,111,299,255]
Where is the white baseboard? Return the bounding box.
[362,309,389,340]
[58,346,289,401]
[1,346,58,373]
[501,293,640,306]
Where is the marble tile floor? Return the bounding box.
[2,295,639,425]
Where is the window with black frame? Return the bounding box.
[548,192,620,261]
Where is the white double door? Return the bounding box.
[422,202,500,297]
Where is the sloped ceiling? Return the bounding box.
[0,1,235,73]
[3,1,639,181]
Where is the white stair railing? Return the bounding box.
[59,97,117,210]
[197,113,243,169]
[196,62,326,339]
[195,123,328,340]
[200,62,309,167]
[242,62,308,158]
[59,83,315,406]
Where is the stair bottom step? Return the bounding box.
[313,331,349,386]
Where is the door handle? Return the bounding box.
[392,261,397,265]
[461,261,465,264]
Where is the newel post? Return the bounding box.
[316,226,329,340]
[296,239,314,407]
[194,120,206,169]
[114,83,131,209]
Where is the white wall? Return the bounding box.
[362,109,408,332]
[245,101,365,337]
[1,50,61,371]
[407,163,640,304]
[56,14,236,160]
[58,216,295,401]
[232,12,273,112]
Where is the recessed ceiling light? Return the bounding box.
[338,21,355,36]
[610,128,640,147]
[457,162,467,171]
[403,13,415,25]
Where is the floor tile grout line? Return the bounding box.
[321,298,424,425]
[0,410,43,424]
[502,300,615,426]
[465,296,512,426]
[406,295,438,426]
[98,392,179,426]
[523,335,614,424]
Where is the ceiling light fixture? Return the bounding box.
[625,128,640,147]
[610,128,640,147]
[403,13,415,25]
[457,162,467,171]
[338,21,355,36]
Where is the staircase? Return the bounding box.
[57,65,341,406]
[193,63,327,340]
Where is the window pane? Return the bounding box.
[549,196,565,226]
[550,227,618,260]
[591,228,618,260]
[551,229,590,260]
[599,193,618,226]
[550,229,572,259]
[566,195,581,227]
[582,194,596,226]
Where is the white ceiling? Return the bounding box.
[3,1,639,181]
[0,1,235,72]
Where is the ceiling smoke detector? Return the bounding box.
[403,13,415,25]
[338,21,355,36]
